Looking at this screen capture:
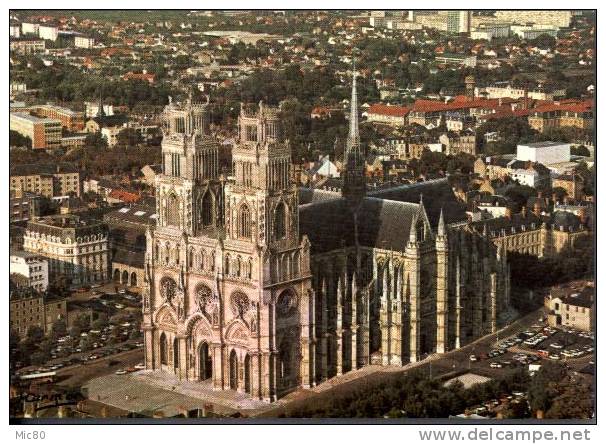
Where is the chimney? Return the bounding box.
[521,206,527,217]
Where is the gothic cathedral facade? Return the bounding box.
[143,72,510,402]
[143,99,314,402]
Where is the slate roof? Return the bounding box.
[299,179,463,254]
[367,178,468,228]
[298,187,341,205]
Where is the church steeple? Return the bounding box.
[342,56,366,207]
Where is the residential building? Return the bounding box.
[9,37,46,55]
[546,281,594,332]
[10,112,62,149]
[10,189,41,223]
[21,22,39,35]
[527,101,593,132]
[10,22,21,38]
[74,35,95,48]
[470,23,510,40]
[366,104,409,126]
[439,131,477,156]
[552,173,585,201]
[38,24,59,41]
[9,287,68,338]
[30,104,85,132]
[494,10,572,28]
[510,25,559,39]
[472,209,589,258]
[23,215,109,287]
[447,10,471,34]
[10,250,49,292]
[435,54,477,68]
[10,163,81,198]
[481,83,565,101]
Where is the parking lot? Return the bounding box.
[466,317,594,374]
[12,285,143,379]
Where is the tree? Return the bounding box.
[545,378,593,419]
[30,351,49,366]
[571,145,590,157]
[84,132,108,149]
[69,325,82,339]
[73,313,91,331]
[10,328,21,349]
[26,325,45,343]
[531,34,557,50]
[92,313,109,331]
[9,130,32,148]
[51,319,67,339]
[116,127,143,147]
[528,362,567,415]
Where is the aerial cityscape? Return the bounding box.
[9,9,594,421]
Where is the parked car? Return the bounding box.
[115,369,127,375]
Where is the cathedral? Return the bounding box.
[142,72,510,402]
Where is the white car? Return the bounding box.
[115,369,127,375]
[490,362,503,368]
[134,363,146,370]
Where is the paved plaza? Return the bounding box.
[83,371,273,417]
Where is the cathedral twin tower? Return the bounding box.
[143,71,510,401]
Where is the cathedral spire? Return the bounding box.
[347,57,360,149]
[342,55,366,206]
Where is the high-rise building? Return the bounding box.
[447,10,471,34]
[10,112,62,149]
[495,10,572,28]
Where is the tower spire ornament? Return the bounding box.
[342,54,366,207]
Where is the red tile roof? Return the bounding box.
[368,104,409,117]
[108,189,141,203]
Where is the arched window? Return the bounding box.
[247,258,253,279]
[166,194,180,227]
[236,256,242,277]
[201,192,213,227]
[160,332,168,365]
[416,219,425,242]
[274,202,287,240]
[189,249,194,268]
[238,204,252,239]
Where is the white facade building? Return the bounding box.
[508,168,540,187]
[517,141,570,166]
[10,251,49,292]
[74,35,95,49]
[23,215,109,287]
[38,25,59,41]
[21,22,39,35]
[10,23,21,38]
